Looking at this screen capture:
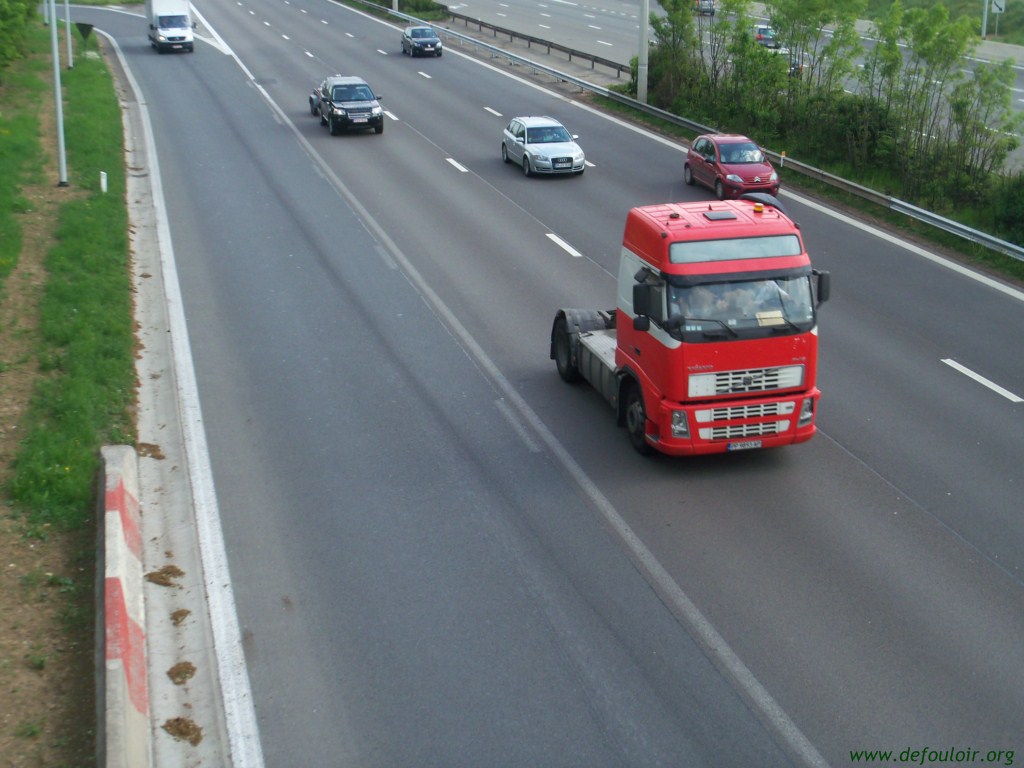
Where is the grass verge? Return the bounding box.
[1,20,134,767]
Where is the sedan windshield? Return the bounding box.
[527,126,572,144]
[667,276,814,339]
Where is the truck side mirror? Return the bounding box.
[815,270,831,305]
[632,283,652,317]
[633,316,651,331]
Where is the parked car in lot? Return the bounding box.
[502,116,585,176]
[684,134,779,199]
[401,25,443,57]
[752,24,779,48]
[310,75,384,135]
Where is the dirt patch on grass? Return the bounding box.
[0,63,98,768]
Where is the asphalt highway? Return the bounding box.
[76,2,1024,766]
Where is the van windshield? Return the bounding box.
[158,14,189,28]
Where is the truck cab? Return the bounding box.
[551,196,829,455]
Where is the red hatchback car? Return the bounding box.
[684,134,779,199]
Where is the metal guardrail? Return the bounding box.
[445,11,630,79]
[361,2,1024,262]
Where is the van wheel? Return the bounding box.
[624,384,653,455]
[684,164,694,185]
[553,317,580,383]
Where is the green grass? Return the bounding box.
[4,25,135,533]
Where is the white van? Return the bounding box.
[146,0,195,53]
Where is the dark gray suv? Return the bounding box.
[311,75,384,135]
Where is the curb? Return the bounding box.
[98,445,153,768]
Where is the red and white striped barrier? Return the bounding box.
[100,445,152,768]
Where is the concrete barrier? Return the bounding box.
[98,445,152,768]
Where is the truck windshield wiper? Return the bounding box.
[664,314,738,338]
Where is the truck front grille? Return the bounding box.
[689,365,804,397]
[699,421,789,440]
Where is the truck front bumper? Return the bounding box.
[647,389,819,455]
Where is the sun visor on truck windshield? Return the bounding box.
[663,265,811,287]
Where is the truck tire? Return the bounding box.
[553,317,581,383]
[624,384,653,455]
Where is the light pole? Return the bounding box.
[637,0,650,103]
[48,0,69,186]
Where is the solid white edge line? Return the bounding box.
[942,359,1024,403]
[114,11,265,767]
[546,233,583,257]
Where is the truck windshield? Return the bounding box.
[667,275,814,340]
[669,234,802,264]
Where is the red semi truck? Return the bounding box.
[550,195,830,455]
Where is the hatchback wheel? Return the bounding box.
[715,179,725,200]
[684,164,694,186]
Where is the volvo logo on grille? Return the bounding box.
[742,371,765,387]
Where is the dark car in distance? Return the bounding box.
[401,26,443,57]
[684,134,779,199]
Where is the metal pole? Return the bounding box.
[65,0,73,68]
[982,0,989,39]
[49,0,69,187]
[636,0,649,103]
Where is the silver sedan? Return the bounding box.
[502,116,585,176]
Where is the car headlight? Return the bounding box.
[371,106,382,116]
[436,41,443,48]
[726,174,743,184]
[333,107,346,116]
[770,172,778,182]
[574,153,584,162]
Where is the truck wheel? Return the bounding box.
[624,384,653,455]
[553,317,581,383]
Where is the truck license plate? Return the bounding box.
[728,439,762,451]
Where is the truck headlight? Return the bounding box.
[798,397,814,426]
[671,411,690,438]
